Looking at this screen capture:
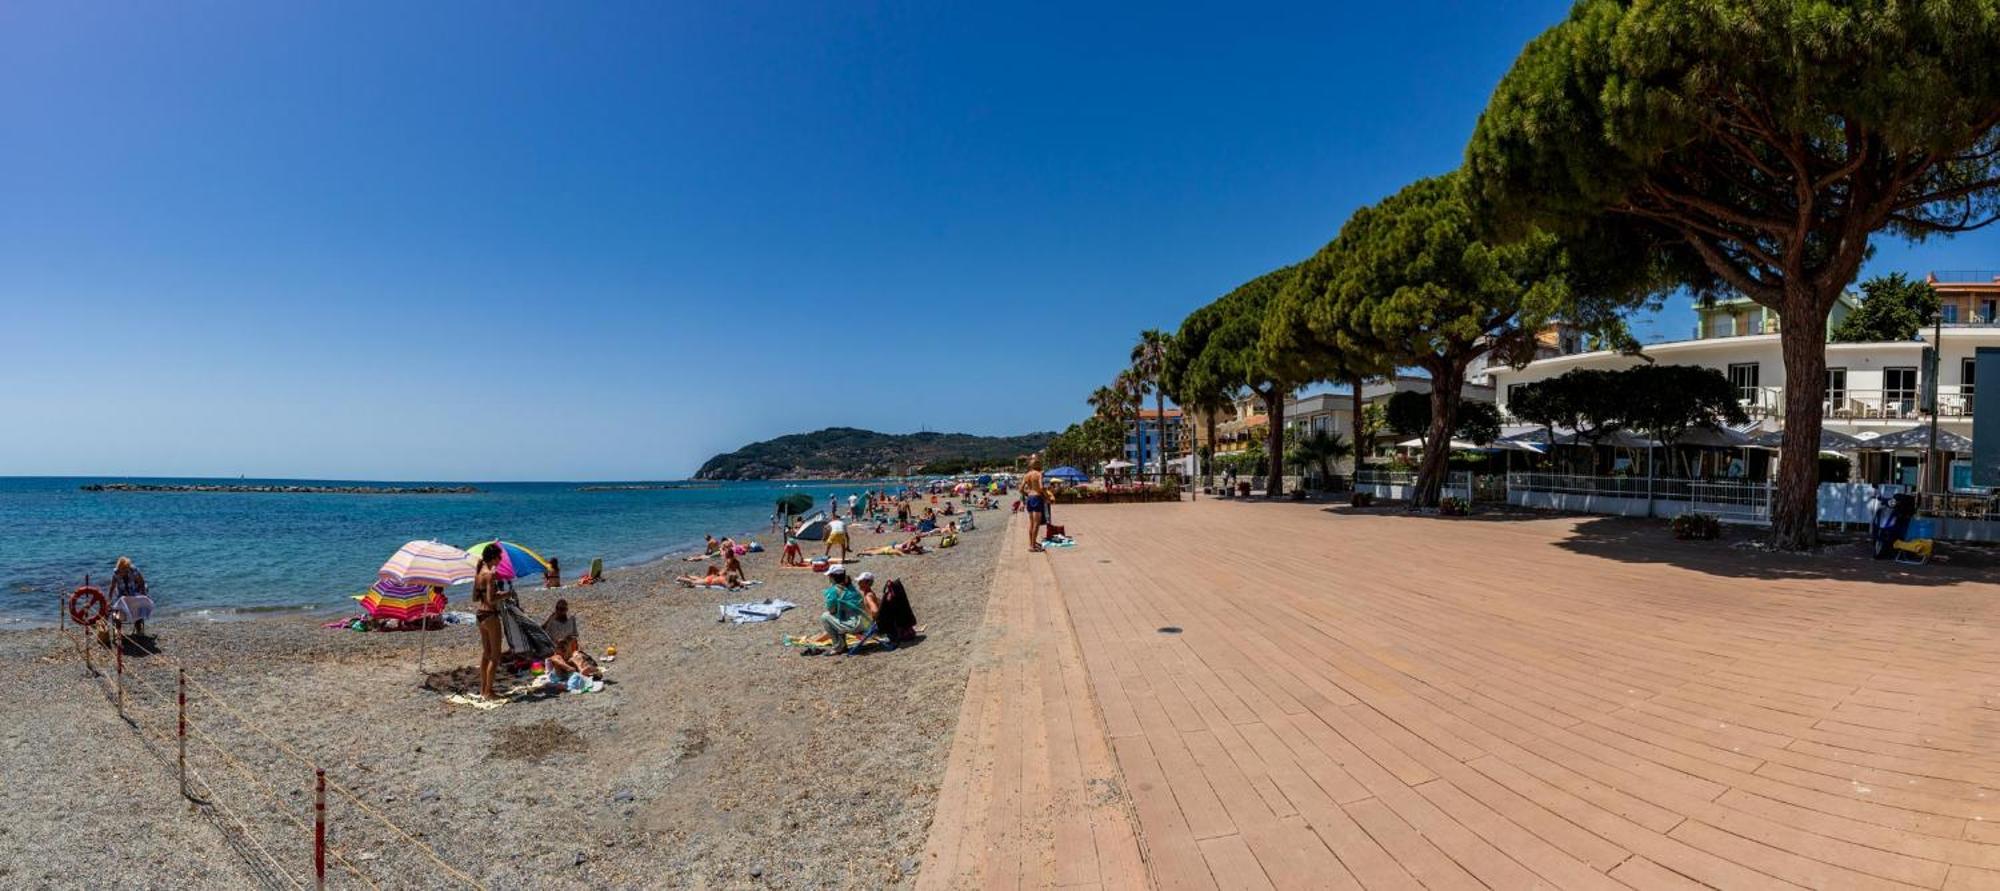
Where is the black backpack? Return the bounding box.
[877,579,919,642]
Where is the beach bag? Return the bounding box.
[501,601,555,658]
[877,579,918,642]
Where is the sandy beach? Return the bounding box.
[1,503,1013,889]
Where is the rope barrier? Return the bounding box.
[184,759,309,891]
[63,621,479,890]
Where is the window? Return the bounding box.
[1983,299,1998,323]
[1727,363,1761,405]
[1884,367,1919,405]
[1825,367,1847,405]
[1942,303,1960,323]
[1966,358,1979,414]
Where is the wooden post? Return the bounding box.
[178,669,188,800]
[114,627,124,717]
[314,769,327,890]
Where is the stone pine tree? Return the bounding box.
[1273,172,1649,508]
[1831,274,1942,343]
[1162,317,1238,484]
[1467,0,2000,548]
[1262,267,1395,480]
[1174,267,1305,496]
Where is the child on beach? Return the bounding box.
[544,556,562,589]
[782,538,804,566]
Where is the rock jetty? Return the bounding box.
[80,483,479,495]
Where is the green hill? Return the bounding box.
[694,427,1055,480]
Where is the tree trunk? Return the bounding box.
[1155,391,1168,483]
[1348,376,1365,482]
[1414,362,1468,509]
[1771,311,1828,549]
[1262,387,1286,497]
[1206,409,1219,485]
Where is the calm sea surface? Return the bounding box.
[0,477,877,627]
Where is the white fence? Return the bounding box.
[1355,470,1473,502]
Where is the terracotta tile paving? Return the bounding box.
[922,501,2000,889]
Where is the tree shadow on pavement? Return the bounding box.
[1551,515,1994,587]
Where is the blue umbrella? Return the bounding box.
[1045,466,1088,483]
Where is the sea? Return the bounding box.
[0,476,884,628]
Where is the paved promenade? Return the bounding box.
[921,500,2000,889]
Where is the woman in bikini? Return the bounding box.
[474,543,505,700]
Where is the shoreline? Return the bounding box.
[3,502,1011,887]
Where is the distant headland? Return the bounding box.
[80,482,480,495]
[695,427,1055,481]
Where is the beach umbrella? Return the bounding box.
[354,581,446,622]
[776,493,814,516]
[1045,466,1088,483]
[464,539,552,581]
[379,541,476,587]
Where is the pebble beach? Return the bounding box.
[0,504,1014,889]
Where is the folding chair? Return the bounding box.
[1893,519,1935,565]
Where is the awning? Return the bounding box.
[1857,426,1973,451]
[1748,427,1866,451]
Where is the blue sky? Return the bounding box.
[5,2,1999,480]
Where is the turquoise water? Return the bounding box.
[0,477,876,627]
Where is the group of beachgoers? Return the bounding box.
[800,563,920,657]
[471,542,605,701]
[675,534,757,589]
[770,486,992,566]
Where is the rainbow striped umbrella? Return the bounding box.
[464,540,551,581]
[354,581,446,622]
[379,541,477,587]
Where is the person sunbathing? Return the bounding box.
[676,564,728,587]
[896,535,927,555]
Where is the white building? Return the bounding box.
[1488,292,1990,489]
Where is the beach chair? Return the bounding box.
[1893,519,1935,565]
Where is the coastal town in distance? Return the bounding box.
[7,2,2000,889]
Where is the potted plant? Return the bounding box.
[1671,512,1721,540]
[1438,496,1470,516]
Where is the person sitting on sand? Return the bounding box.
[540,599,601,677]
[544,556,562,589]
[781,537,804,566]
[854,572,897,652]
[703,534,720,555]
[722,549,749,584]
[109,556,153,638]
[896,534,926,555]
[809,565,867,656]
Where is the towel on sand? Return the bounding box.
[684,579,764,591]
[720,599,797,623]
[784,625,925,648]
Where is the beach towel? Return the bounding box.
[1040,537,1077,548]
[719,599,798,624]
[684,578,764,591]
[785,624,925,649]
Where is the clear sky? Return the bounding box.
[6,2,1999,480]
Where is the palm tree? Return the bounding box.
[1130,329,1172,482]
[1112,368,1148,475]
[1086,385,1125,424]
[1291,429,1355,491]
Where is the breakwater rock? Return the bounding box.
[81,483,480,495]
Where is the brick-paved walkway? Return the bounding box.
[922,500,2000,889]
